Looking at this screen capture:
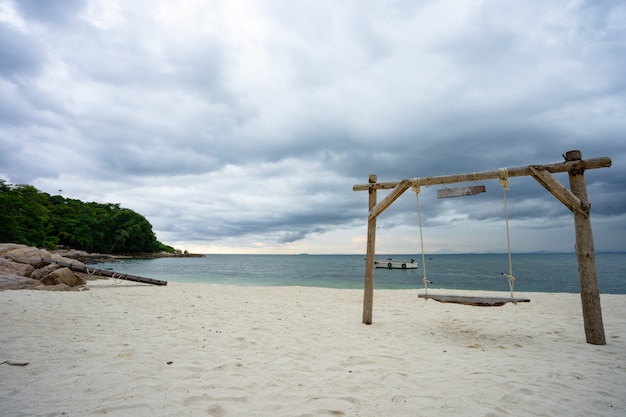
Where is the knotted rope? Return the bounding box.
[411,179,431,294]
[499,168,515,297]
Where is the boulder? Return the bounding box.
[0,274,43,290]
[30,263,60,280]
[3,246,46,268]
[40,267,86,287]
[47,253,86,269]
[38,248,52,260]
[0,257,35,277]
[0,243,28,255]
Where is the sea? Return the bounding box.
[93,253,626,294]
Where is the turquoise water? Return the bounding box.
[93,253,626,294]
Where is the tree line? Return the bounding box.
[0,179,174,254]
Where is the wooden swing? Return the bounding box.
[415,169,530,306]
[354,151,611,345]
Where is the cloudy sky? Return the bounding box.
[1,0,625,254]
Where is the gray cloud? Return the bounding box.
[1,0,624,253]
[14,0,85,24]
[0,25,43,79]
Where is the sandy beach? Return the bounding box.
[1,281,624,417]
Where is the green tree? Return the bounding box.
[1,179,164,253]
[0,182,55,247]
[0,180,21,242]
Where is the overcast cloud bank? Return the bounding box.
[1,0,625,254]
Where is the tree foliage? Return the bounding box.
[0,179,165,253]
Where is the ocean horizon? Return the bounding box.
[93,252,626,294]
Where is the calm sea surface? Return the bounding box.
[93,253,626,294]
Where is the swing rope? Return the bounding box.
[411,179,430,294]
[414,172,529,306]
[499,168,515,298]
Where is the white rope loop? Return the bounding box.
[111,272,123,285]
[412,179,430,294]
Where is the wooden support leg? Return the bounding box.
[363,175,377,324]
[566,150,606,345]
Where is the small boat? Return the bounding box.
[374,258,418,269]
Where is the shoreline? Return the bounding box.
[1,280,624,416]
[0,243,204,291]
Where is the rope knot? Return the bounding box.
[501,273,516,297]
[498,167,509,190]
[411,178,421,194]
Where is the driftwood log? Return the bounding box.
[42,259,167,286]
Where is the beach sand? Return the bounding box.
[1,281,624,417]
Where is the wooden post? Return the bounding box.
[363,174,377,324]
[566,150,606,345]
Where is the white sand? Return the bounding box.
[1,281,624,417]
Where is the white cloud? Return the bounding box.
[81,0,122,30]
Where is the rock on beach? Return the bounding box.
[0,243,98,291]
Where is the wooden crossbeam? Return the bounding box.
[353,157,611,191]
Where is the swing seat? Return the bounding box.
[418,293,530,307]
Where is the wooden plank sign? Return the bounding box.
[437,185,486,199]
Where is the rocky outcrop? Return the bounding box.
[51,247,114,263]
[0,243,91,291]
